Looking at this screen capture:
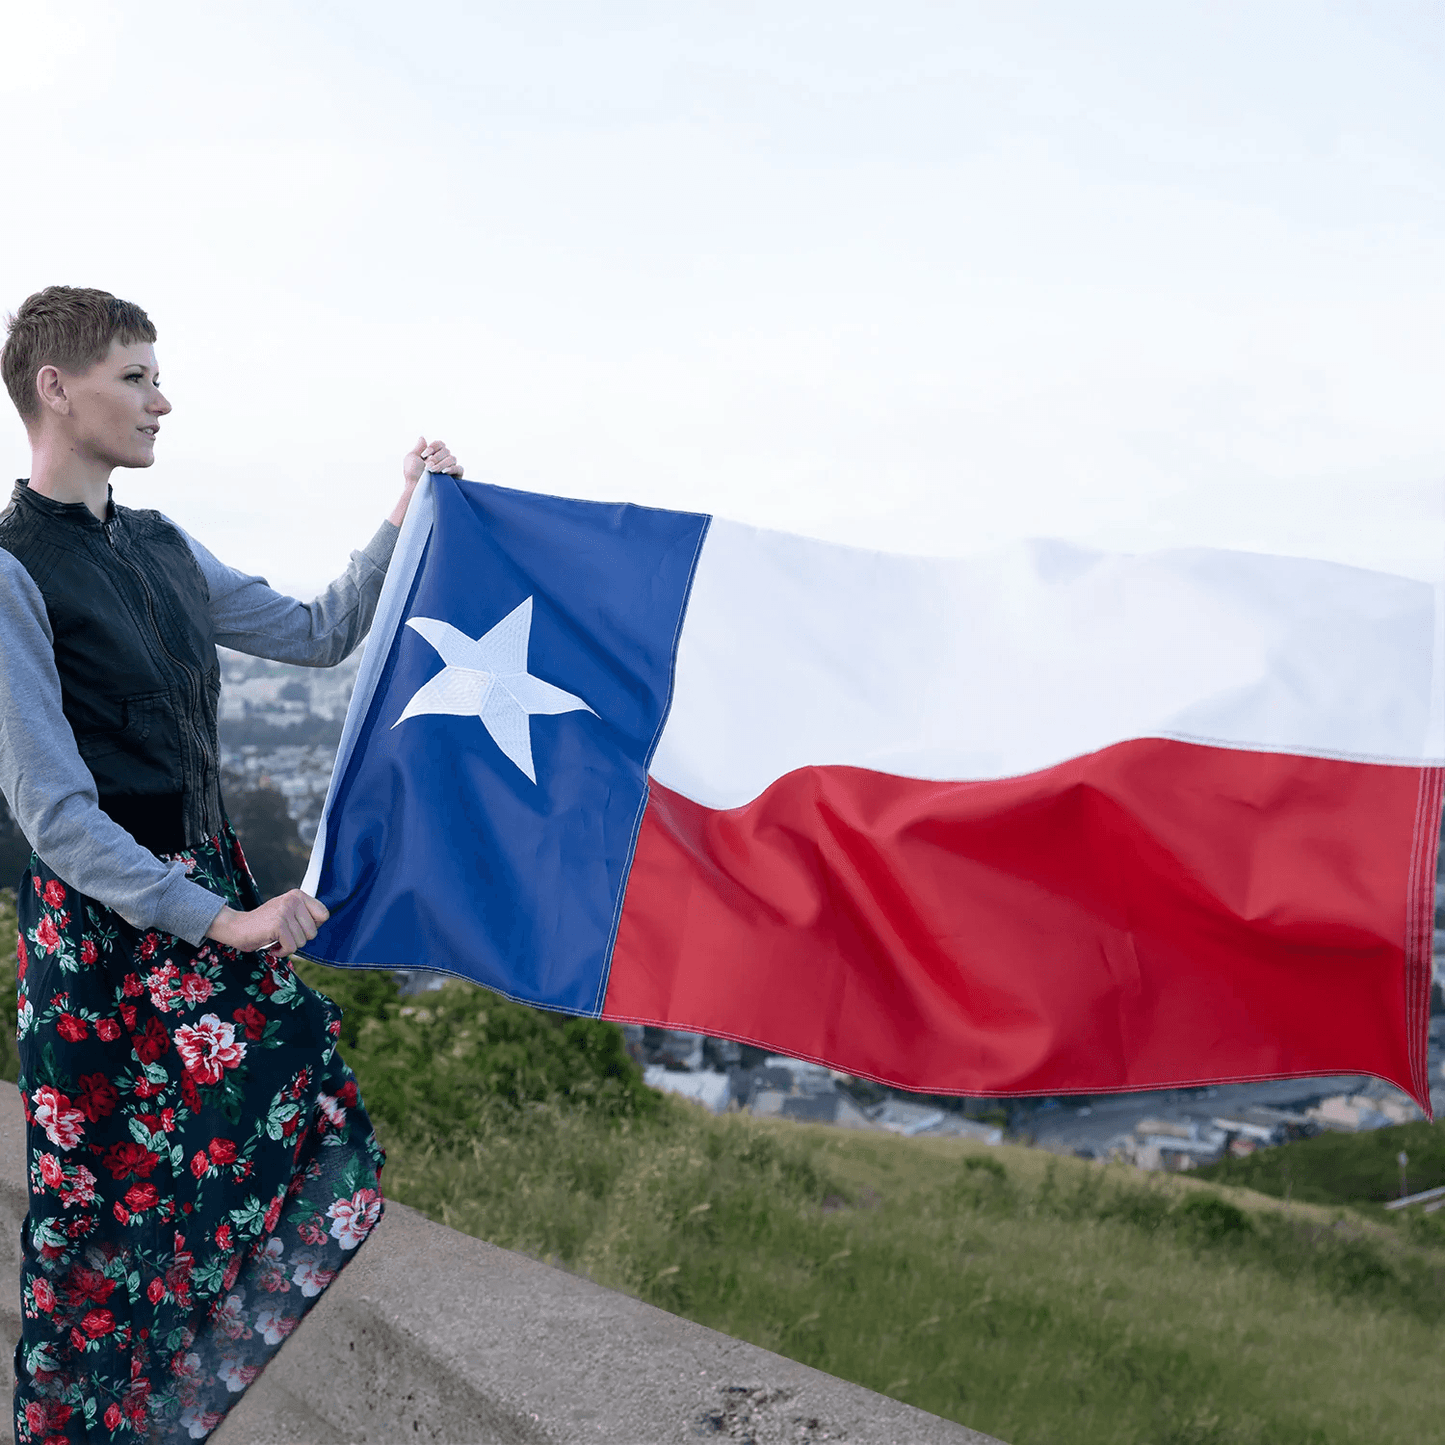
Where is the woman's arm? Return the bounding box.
[183,439,464,669]
[0,551,229,946]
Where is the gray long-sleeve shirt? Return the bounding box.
[0,519,398,945]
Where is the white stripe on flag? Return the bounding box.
[650,521,1442,810]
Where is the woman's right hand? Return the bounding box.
[206,890,330,957]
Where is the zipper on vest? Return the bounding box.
[106,528,217,840]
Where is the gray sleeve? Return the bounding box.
[0,551,228,946]
[180,521,399,667]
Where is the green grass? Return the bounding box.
[4,922,1442,1443]
[295,964,1444,1445]
[1194,1119,1445,1213]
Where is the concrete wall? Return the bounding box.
[0,1081,1003,1444]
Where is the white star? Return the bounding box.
[393,596,595,783]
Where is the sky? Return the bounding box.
[1,1,1442,593]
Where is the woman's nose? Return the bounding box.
[151,388,172,415]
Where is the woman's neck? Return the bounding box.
[27,436,113,520]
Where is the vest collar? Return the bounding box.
[11,478,116,528]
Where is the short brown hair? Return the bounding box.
[2,286,156,424]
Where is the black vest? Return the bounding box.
[0,480,223,854]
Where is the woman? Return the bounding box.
[0,286,462,1443]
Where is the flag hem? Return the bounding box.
[302,471,438,898]
[1405,766,1444,1116]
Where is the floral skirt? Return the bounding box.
[12,827,384,1443]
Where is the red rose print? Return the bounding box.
[233,1004,267,1041]
[124,1183,159,1212]
[32,1085,86,1151]
[179,972,213,1004]
[144,962,182,1012]
[31,875,42,897]
[215,1223,232,1251]
[35,916,60,952]
[57,1164,97,1208]
[38,1154,63,1188]
[174,1014,245,1085]
[263,1193,283,1233]
[31,1277,55,1312]
[119,1002,137,1031]
[112,1203,130,1225]
[104,1142,160,1181]
[76,1073,118,1123]
[79,938,98,966]
[15,935,26,979]
[146,1276,165,1304]
[180,1072,201,1112]
[134,1016,170,1064]
[24,1400,72,1431]
[56,1012,88,1043]
[208,1138,237,1166]
[42,879,66,908]
[258,970,279,996]
[160,1107,175,1132]
[94,1017,121,1042]
[132,1076,158,1099]
[138,933,159,960]
[190,1151,209,1178]
[121,973,142,997]
[81,1307,115,1338]
[104,1404,122,1431]
[66,1266,113,1305]
[337,1079,359,1108]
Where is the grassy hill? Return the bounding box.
[1194,1120,1445,1215]
[2,895,1440,1444]
[293,963,1444,1445]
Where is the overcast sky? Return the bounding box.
[2,1,1441,592]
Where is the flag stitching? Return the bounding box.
[1405,767,1443,1114]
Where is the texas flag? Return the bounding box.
[302,472,1444,1110]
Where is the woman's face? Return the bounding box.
[56,338,171,470]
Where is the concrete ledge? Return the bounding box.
[1,1081,1003,1444]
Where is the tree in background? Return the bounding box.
[226,783,310,896]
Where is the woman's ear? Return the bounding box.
[35,365,71,418]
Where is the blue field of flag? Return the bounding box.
[304,475,709,1012]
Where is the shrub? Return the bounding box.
[292,962,658,1141]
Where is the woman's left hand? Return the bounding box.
[390,436,464,526]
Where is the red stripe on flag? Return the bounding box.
[604,741,1442,1110]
